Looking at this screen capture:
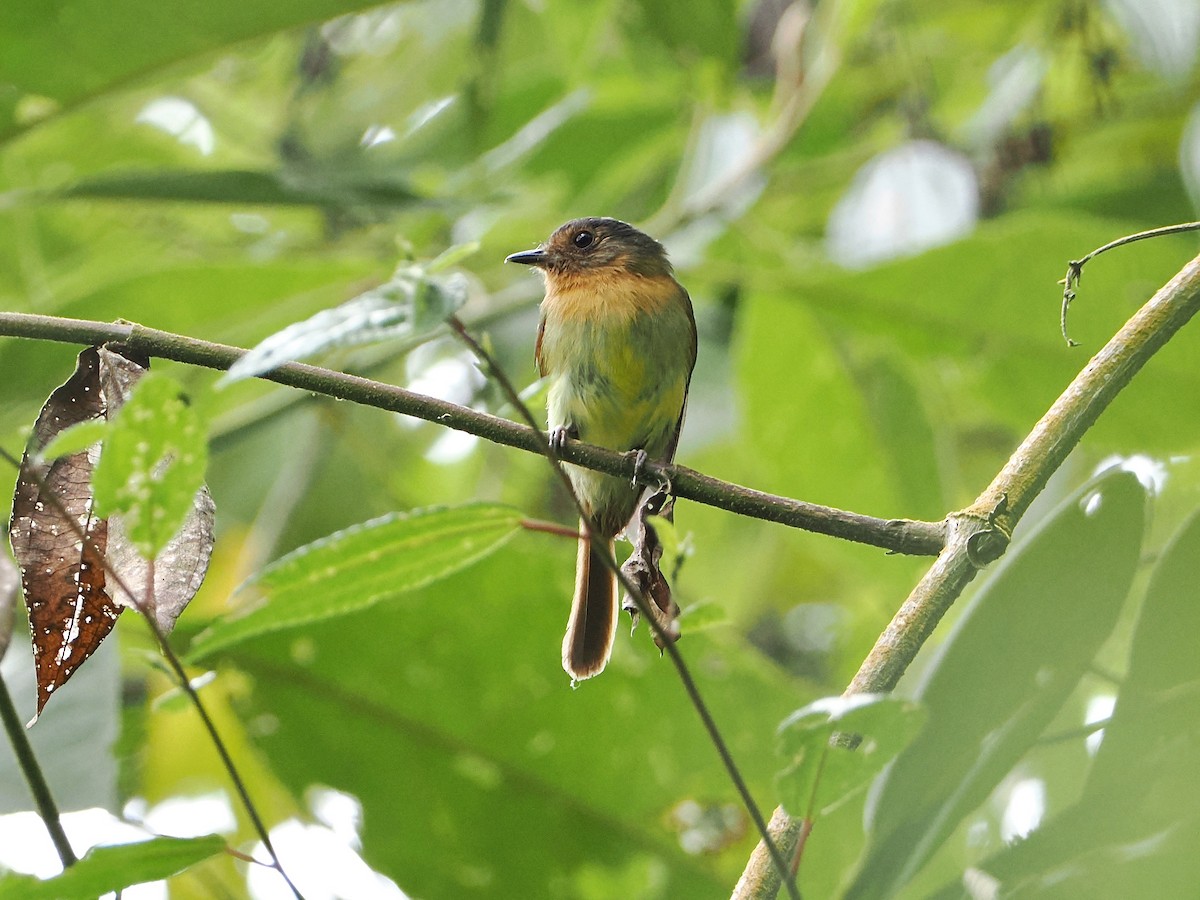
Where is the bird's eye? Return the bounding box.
[572,230,594,249]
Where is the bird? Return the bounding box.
[507,217,697,681]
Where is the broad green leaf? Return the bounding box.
[997,819,1200,899]
[36,420,108,463]
[844,347,945,520]
[736,293,903,516]
[220,538,814,899]
[776,694,925,820]
[188,504,523,659]
[847,470,1146,899]
[760,210,1200,452]
[0,0,393,141]
[92,373,208,559]
[0,835,225,899]
[934,507,1200,896]
[1084,505,1200,798]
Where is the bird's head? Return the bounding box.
[506,217,672,281]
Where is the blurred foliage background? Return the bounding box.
[2,0,1200,897]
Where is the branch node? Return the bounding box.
[952,493,1012,568]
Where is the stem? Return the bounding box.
[1059,221,1200,345]
[147,613,303,899]
[0,312,945,557]
[733,250,1200,899]
[519,518,583,539]
[0,673,78,868]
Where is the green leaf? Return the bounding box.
[188,504,523,659]
[736,294,901,515]
[851,350,945,521]
[775,694,926,820]
[220,538,807,899]
[631,0,738,62]
[644,515,685,568]
[60,168,421,209]
[92,373,208,558]
[426,241,481,273]
[0,0,391,141]
[935,507,1200,896]
[847,470,1147,899]
[769,211,1200,453]
[219,263,467,385]
[36,419,108,463]
[0,835,225,899]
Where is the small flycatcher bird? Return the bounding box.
[507,218,697,681]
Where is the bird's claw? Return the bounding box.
[548,424,578,455]
[630,449,671,494]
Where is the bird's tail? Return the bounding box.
[562,523,618,681]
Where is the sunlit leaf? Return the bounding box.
[92,372,208,560]
[0,835,225,899]
[36,420,109,464]
[775,694,925,819]
[219,263,468,385]
[188,504,523,660]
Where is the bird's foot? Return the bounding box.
[629,448,671,494]
[548,424,578,455]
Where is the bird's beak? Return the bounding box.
[505,248,547,266]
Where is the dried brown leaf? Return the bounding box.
[107,485,215,634]
[9,347,136,717]
[0,539,17,662]
[621,489,682,650]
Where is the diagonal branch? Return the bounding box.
[732,251,1200,899]
[0,312,945,557]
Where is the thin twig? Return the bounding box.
[734,250,1200,899]
[0,313,945,557]
[0,672,77,868]
[0,446,304,900]
[445,316,802,900]
[519,518,583,539]
[1059,221,1200,346]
